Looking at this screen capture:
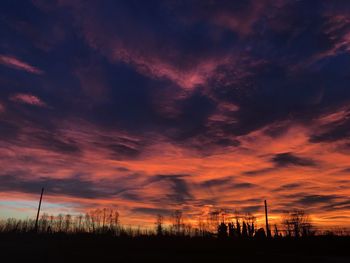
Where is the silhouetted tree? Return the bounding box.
[64,214,72,232]
[208,210,220,233]
[57,214,64,232]
[242,221,248,238]
[155,214,164,236]
[39,213,49,232]
[184,223,193,236]
[255,228,266,239]
[217,222,228,238]
[282,210,313,238]
[245,213,256,238]
[274,224,280,238]
[197,215,211,237]
[172,210,183,235]
[76,214,83,232]
[228,223,235,238]
[236,218,241,237]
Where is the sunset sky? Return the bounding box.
[1,0,350,228]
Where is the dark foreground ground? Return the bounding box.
[1,234,350,263]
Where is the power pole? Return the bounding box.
[35,188,44,232]
[264,200,271,238]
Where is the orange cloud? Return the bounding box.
[1,115,350,228]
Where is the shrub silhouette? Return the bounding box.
[217,222,228,238]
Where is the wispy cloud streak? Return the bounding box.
[9,93,47,107]
[0,55,43,75]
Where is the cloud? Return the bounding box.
[9,93,47,107]
[243,168,276,176]
[321,199,350,212]
[200,177,232,188]
[0,169,146,202]
[0,120,19,141]
[148,174,193,203]
[0,103,5,113]
[310,119,350,143]
[310,13,350,62]
[338,167,350,174]
[94,135,143,160]
[172,0,286,36]
[0,173,114,199]
[232,182,255,189]
[132,207,173,216]
[31,131,80,154]
[296,194,339,206]
[0,55,43,75]
[54,0,236,90]
[273,183,301,192]
[240,205,262,213]
[272,152,316,167]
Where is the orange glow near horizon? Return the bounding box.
[1,110,350,229]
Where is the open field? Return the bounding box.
[1,233,350,263]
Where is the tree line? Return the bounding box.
[1,208,349,237]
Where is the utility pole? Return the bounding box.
[35,188,44,232]
[264,200,271,238]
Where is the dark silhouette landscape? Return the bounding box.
[1,201,350,262]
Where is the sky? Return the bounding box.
[1,0,350,228]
